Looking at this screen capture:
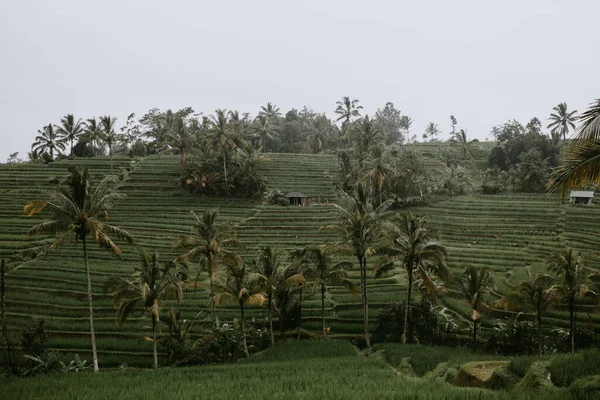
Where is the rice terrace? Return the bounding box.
[3,2,600,399]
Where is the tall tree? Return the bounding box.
[271,259,305,341]
[423,122,440,142]
[259,102,282,121]
[253,115,277,153]
[83,117,106,154]
[546,248,591,353]
[173,208,242,327]
[361,150,396,206]
[292,246,357,336]
[450,129,474,159]
[335,96,363,125]
[249,245,285,346]
[56,114,84,156]
[497,274,556,354]
[323,184,392,347]
[374,102,408,145]
[104,251,186,369]
[166,115,198,171]
[547,99,600,193]
[455,265,493,347]
[375,212,449,344]
[207,109,234,194]
[100,115,118,173]
[24,166,134,371]
[547,102,577,141]
[353,115,384,168]
[215,260,265,357]
[32,124,66,159]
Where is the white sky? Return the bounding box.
[1,0,599,161]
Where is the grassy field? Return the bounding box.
[1,153,600,367]
[2,340,593,400]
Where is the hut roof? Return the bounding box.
[284,191,308,198]
[569,190,594,198]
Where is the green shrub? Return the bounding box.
[548,349,600,387]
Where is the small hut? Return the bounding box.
[569,190,594,205]
[285,191,309,206]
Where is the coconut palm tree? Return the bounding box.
[83,118,106,154]
[259,102,282,121]
[252,115,277,153]
[236,141,266,175]
[24,166,134,372]
[547,99,600,193]
[422,122,440,142]
[249,245,285,346]
[104,251,186,369]
[166,115,198,171]
[335,96,363,125]
[353,116,384,168]
[375,212,449,344]
[361,150,396,206]
[207,109,234,194]
[305,119,329,154]
[450,129,474,159]
[455,265,493,348]
[215,260,265,357]
[173,208,243,328]
[546,247,592,353]
[32,124,66,159]
[271,260,305,341]
[496,274,556,354]
[292,246,357,336]
[56,114,84,156]
[547,102,578,141]
[323,184,393,348]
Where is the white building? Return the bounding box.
[569,190,594,205]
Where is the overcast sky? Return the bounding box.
[1,0,599,162]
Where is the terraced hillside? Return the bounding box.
[413,194,600,330]
[2,153,600,368]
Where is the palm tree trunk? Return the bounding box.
[279,310,286,341]
[537,313,543,355]
[209,252,216,328]
[50,147,54,159]
[181,148,186,171]
[569,298,575,353]
[321,283,326,337]
[83,236,99,372]
[297,288,302,340]
[268,295,274,347]
[240,303,249,358]
[402,265,413,345]
[152,315,158,369]
[222,145,228,195]
[360,257,371,348]
[1,259,10,375]
[473,319,478,348]
[70,138,74,156]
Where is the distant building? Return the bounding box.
[285,191,309,206]
[569,190,594,205]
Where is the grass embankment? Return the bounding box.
[0,341,582,400]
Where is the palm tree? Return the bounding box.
[497,274,556,354]
[215,260,265,357]
[104,251,186,369]
[253,115,277,153]
[450,129,474,159]
[249,245,285,346]
[99,115,118,174]
[335,96,363,125]
[259,102,282,121]
[56,114,84,156]
[24,166,134,371]
[271,260,305,341]
[306,120,328,154]
[292,246,357,336]
[166,116,198,171]
[207,109,234,194]
[361,150,396,206]
[83,118,106,154]
[323,184,393,348]
[423,122,440,142]
[375,212,449,344]
[546,248,591,353]
[547,102,577,141]
[353,116,384,168]
[32,124,66,159]
[173,208,242,328]
[236,141,266,175]
[547,99,600,193]
[455,265,493,347]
